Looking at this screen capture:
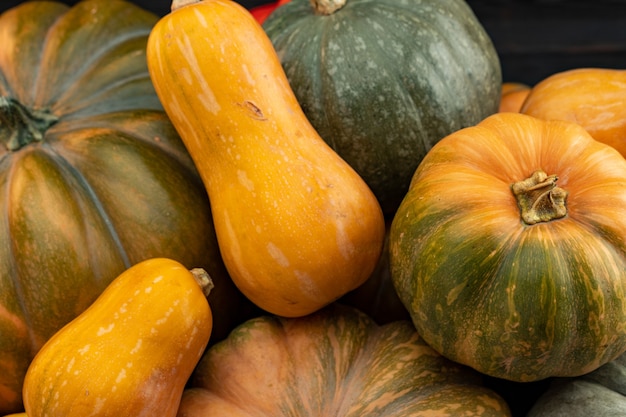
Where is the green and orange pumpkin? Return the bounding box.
[179,303,512,416]
[390,112,626,382]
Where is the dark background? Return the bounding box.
[1,0,625,85]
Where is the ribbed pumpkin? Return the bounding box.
[263,0,502,215]
[179,304,512,417]
[0,1,246,413]
[390,112,626,382]
[520,68,626,158]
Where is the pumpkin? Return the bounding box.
[389,112,626,382]
[262,0,502,215]
[520,68,626,158]
[22,258,213,417]
[498,82,530,113]
[146,0,386,318]
[179,303,512,417]
[528,351,626,416]
[0,1,247,413]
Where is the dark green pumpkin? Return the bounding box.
[0,1,251,413]
[263,0,502,215]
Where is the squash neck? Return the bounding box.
[310,0,346,15]
[511,170,568,225]
[0,96,58,151]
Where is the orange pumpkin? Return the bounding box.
[179,304,512,417]
[521,68,626,157]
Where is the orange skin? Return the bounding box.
[22,258,213,417]
[147,0,385,317]
[498,82,531,113]
[521,68,626,158]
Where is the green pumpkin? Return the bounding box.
[180,303,512,417]
[263,0,502,215]
[528,352,626,416]
[0,1,251,413]
[389,112,626,382]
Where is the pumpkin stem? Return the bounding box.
[0,96,58,151]
[310,0,346,15]
[511,170,568,225]
[191,267,215,298]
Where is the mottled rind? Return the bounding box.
[181,304,511,417]
[390,112,626,382]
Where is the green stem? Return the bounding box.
[511,170,568,225]
[0,96,58,151]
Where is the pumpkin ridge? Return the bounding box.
[34,1,156,107]
[50,111,200,180]
[27,144,132,267]
[52,36,158,117]
[0,2,70,103]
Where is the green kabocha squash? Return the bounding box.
[390,112,626,383]
[179,304,512,417]
[528,352,626,416]
[263,0,502,215]
[0,0,251,413]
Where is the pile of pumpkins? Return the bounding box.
[0,0,625,416]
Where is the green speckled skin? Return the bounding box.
[184,303,511,416]
[389,112,626,382]
[263,0,502,215]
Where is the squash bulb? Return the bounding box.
[146,0,386,317]
[22,258,214,417]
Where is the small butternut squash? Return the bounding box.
[22,258,214,417]
[146,0,386,317]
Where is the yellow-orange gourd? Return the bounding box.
[521,68,626,157]
[146,0,386,317]
[22,258,213,417]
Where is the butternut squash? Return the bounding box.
[22,258,213,417]
[146,0,386,317]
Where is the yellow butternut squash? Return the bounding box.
[22,258,213,417]
[146,0,386,317]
